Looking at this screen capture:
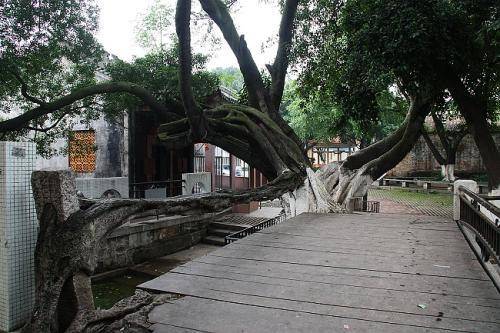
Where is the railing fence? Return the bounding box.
[458,186,500,265]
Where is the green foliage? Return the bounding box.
[105,45,219,114]
[291,0,499,144]
[237,70,271,106]
[212,67,244,92]
[282,81,406,144]
[135,0,174,51]
[0,0,104,156]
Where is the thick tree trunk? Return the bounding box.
[446,76,500,190]
[331,93,432,204]
[441,164,456,182]
[25,169,317,333]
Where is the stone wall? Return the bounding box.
[96,213,220,272]
[35,115,128,178]
[388,132,500,177]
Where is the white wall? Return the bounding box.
[0,142,38,331]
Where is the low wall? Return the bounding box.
[76,176,129,198]
[96,212,218,272]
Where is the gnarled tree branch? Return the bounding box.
[176,0,206,140]
[269,0,299,110]
[198,0,271,112]
[0,81,181,133]
[7,69,47,106]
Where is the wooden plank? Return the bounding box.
[141,272,500,322]
[141,212,500,333]
[232,238,478,261]
[226,242,477,265]
[207,247,487,279]
[149,296,480,333]
[146,282,500,332]
[242,231,477,256]
[172,260,498,300]
[257,227,466,243]
[193,255,493,287]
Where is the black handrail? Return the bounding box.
[458,185,500,265]
[225,212,286,244]
[130,179,186,198]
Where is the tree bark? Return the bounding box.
[176,0,206,140]
[422,130,446,165]
[0,81,181,133]
[198,0,305,153]
[446,75,500,189]
[333,92,432,203]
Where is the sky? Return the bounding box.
[96,0,281,70]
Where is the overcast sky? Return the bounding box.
[96,0,281,69]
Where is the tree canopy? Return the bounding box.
[291,0,500,187]
[5,3,499,329]
[0,0,103,155]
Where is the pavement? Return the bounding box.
[368,187,453,218]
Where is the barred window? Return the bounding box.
[68,130,96,173]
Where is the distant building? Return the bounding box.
[307,140,357,167]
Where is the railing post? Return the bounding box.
[491,188,500,209]
[453,180,478,221]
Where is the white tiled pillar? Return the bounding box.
[453,180,478,221]
[0,142,38,331]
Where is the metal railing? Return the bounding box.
[352,197,380,213]
[225,211,286,244]
[194,155,205,173]
[458,186,500,265]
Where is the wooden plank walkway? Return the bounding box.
[139,213,500,333]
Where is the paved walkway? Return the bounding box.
[139,213,500,332]
[369,188,453,218]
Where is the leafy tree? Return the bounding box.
[135,0,174,51]
[104,45,219,117]
[292,0,500,189]
[212,66,244,92]
[0,0,104,156]
[422,99,469,181]
[283,81,407,149]
[6,1,499,328]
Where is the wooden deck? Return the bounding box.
[139,213,500,333]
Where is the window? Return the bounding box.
[68,130,96,173]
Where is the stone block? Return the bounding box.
[31,170,79,224]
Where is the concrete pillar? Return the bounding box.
[0,142,37,331]
[423,182,431,190]
[401,181,408,188]
[453,180,478,221]
[490,188,500,209]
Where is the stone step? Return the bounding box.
[202,235,226,246]
[207,228,235,237]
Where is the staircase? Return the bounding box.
[202,221,251,246]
